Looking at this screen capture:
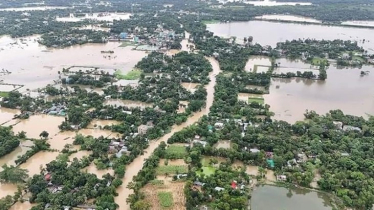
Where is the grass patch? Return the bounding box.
[156,165,188,175]
[249,97,264,104]
[157,192,173,208]
[311,57,328,66]
[165,145,188,159]
[352,56,365,63]
[150,180,164,186]
[196,166,216,177]
[0,91,9,97]
[114,69,141,80]
[119,41,135,47]
[201,20,220,24]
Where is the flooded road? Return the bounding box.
[115,57,221,209]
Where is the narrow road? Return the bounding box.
[115,57,222,209]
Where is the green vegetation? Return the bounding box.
[196,166,216,177]
[0,165,28,184]
[114,69,142,80]
[119,42,136,47]
[0,91,9,97]
[201,20,220,24]
[165,145,188,159]
[248,97,264,104]
[156,165,188,175]
[311,57,329,66]
[150,179,164,186]
[0,127,20,158]
[157,192,173,208]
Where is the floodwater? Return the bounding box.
[246,85,266,91]
[255,15,321,23]
[104,99,153,109]
[0,140,34,168]
[115,57,222,209]
[48,131,76,151]
[78,129,121,139]
[10,201,36,210]
[12,115,64,139]
[264,65,374,123]
[181,31,195,52]
[245,56,271,73]
[218,0,311,6]
[0,6,69,11]
[341,21,374,27]
[213,140,231,149]
[20,151,60,176]
[0,108,19,124]
[69,149,91,161]
[87,119,121,129]
[273,58,319,74]
[0,35,146,91]
[251,185,333,210]
[56,13,131,22]
[207,21,374,51]
[82,162,114,178]
[0,183,17,199]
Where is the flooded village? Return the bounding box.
[1,0,374,210]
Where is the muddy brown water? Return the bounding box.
[11,115,64,139]
[264,65,374,123]
[0,36,146,91]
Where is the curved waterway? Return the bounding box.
[115,57,221,209]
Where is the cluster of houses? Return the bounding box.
[108,140,129,158]
[43,104,67,116]
[333,121,361,132]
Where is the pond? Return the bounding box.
[273,58,319,74]
[251,185,334,210]
[264,65,374,123]
[255,15,321,23]
[207,21,374,51]
[0,35,146,91]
